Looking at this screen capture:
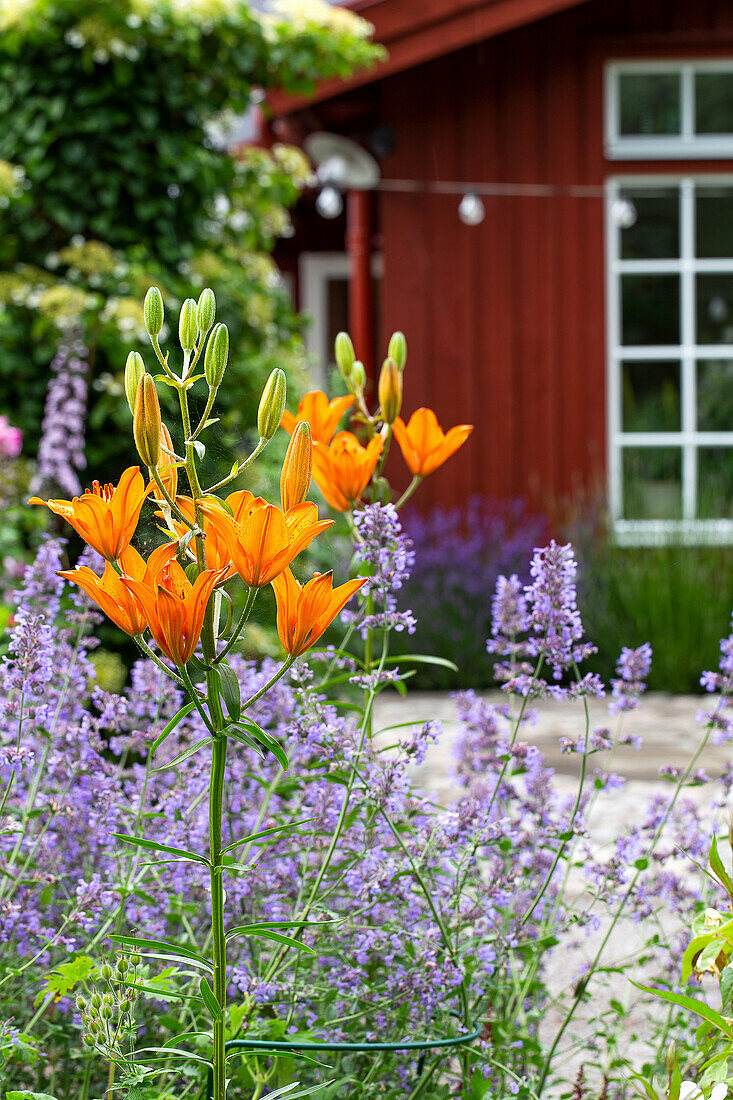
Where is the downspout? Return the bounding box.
[346,188,374,381]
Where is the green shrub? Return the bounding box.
[0,0,382,486]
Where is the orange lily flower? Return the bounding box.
[29,466,153,561]
[199,496,332,588]
[311,431,383,512]
[281,390,355,445]
[58,545,148,637]
[272,568,366,657]
[392,408,473,477]
[122,542,228,666]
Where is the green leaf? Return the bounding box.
[711,835,733,897]
[109,935,212,972]
[151,700,197,754]
[258,1083,336,1100]
[630,979,733,1039]
[216,661,241,722]
[383,654,459,672]
[111,833,210,867]
[223,818,315,855]
[226,925,315,953]
[234,718,287,771]
[34,955,97,1006]
[199,976,223,1021]
[225,726,265,757]
[7,1093,60,1100]
[151,736,212,772]
[135,1046,212,1066]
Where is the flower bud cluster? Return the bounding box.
[78,954,140,1059]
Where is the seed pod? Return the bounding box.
[388,330,407,371]
[143,286,164,337]
[124,352,145,414]
[76,995,87,1011]
[91,991,103,1006]
[258,368,287,441]
[204,322,229,389]
[280,421,312,511]
[116,955,129,974]
[101,1005,112,1020]
[351,360,366,393]
[133,374,162,468]
[196,287,216,335]
[334,331,355,379]
[82,1034,95,1048]
[158,423,178,500]
[378,357,402,425]
[178,297,198,352]
[130,952,142,967]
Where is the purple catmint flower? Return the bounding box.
[31,334,89,497]
[609,643,652,714]
[348,502,417,638]
[523,541,596,679]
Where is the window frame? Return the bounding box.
[606,174,733,545]
[605,60,733,160]
[298,251,383,389]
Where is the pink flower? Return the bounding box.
[0,416,22,459]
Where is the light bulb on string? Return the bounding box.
[316,186,343,219]
[458,191,485,226]
[611,197,637,229]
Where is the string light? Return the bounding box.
[458,191,485,226]
[316,185,343,219]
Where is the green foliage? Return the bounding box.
[0,0,382,482]
[577,539,733,693]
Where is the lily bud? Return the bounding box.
[281,421,312,511]
[158,423,178,500]
[352,360,366,393]
[178,298,198,352]
[388,330,407,371]
[143,286,164,337]
[664,1041,677,1074]
[258,368,287,441]
[133,374,162,468]
[124,351,145,414]
[378,357,402,425]
[204,323,229,389]
[335,331,355,379]
[196,288,216,335]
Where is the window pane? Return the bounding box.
[698,447,733,518]
[619,72,681,136]
[622,447,682,519]
[622,361,680,431]
[698,359,733,431]
[695,72,733,134]
[620,187,679,260]
[696,274,733,344]
[621,275,679,345]
[696,185,733,258]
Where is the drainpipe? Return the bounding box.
[346,188,374,381]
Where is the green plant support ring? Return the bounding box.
[205,1022,483,1099]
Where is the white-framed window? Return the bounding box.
[606,176,733,544]
[299,252,383,389]
[605,61,733,160]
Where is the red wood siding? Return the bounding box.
[375,0,733,511]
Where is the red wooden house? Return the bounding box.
[267,0,733,542]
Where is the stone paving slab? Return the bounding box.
[373,691,725,801]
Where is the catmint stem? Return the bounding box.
[536,709,718,1095]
